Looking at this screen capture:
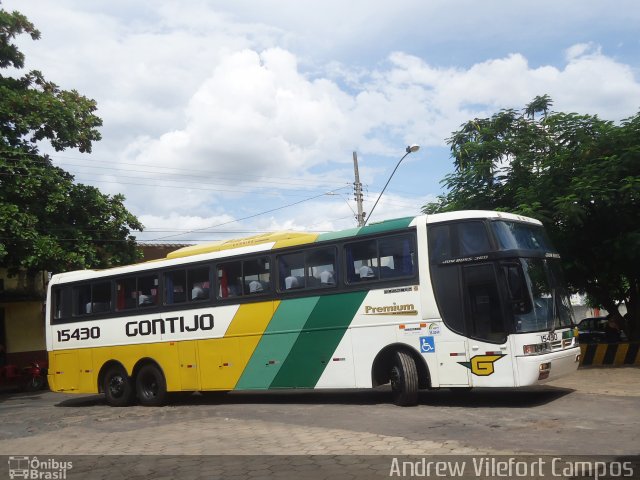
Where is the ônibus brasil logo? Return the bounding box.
[8,456,73,479]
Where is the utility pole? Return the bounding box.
[352,151,365,227]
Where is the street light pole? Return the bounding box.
[362,144,420,226]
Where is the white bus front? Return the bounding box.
[426,213,580,388]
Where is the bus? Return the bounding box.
[45,210,580,407]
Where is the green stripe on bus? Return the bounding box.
[235,297,320,390]
[315,217,414,243]
[316,227,362,242]
[356,217,414,236]
[269,291,367,388]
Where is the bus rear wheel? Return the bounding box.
[390,351,419,406]
[136,364,167,407]
[103,365,134,407]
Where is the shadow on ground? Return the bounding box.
[53,385,573,409]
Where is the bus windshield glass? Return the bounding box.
[492,220,554,252]
[506,258,574,333]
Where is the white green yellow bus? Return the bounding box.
[45,210,580,407]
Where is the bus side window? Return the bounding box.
[378,235,415,278]
[137,274,159,307]
[345,239,378,283]
[165,270,187,304]
[307,247,337,287]
[53,287,71,320]
[278,252,305,290]
[72,284,92,316]
[91,281,112,313]
[218,262,242,298]
[428,224,451,263]
[116,277,137,310]
[458,221,491,256]
[188,266,210,301]
[243,257,270,295]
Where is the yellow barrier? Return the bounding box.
[579,342,640,366]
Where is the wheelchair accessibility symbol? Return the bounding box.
[420,336,435,353]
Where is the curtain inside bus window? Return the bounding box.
[72,284,91,315]
[116,277,137,310]
[402,238,413,275]
[218,268,229,298]
[166,274,174,304]
[345,247,356,283]
[53,288,65,319]
[116,282,125,310]
[219,261,244,296]
[458,221,490,256]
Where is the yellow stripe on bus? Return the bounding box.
[198,301,279,391]
[167,232,318,258]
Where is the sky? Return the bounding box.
[5,0,640,244]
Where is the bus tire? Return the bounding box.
[103,365,134,407]
[390,351,419,406]
[135,364,167,407]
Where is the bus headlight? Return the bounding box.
[538,362,551,380]
[523,343,550,355]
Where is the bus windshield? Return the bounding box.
[505,257,574,333]
[492,220,554,252]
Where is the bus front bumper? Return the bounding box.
[515,346,581,386]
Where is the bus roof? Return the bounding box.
[50,211,542,281]
[166,216,417,259]
[425,210,541,226]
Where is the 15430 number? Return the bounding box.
[57,326,101,342]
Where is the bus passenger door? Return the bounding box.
[462,263,514,387]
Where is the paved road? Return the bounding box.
[0,367,639,479]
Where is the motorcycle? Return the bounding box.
[0,361,48,392]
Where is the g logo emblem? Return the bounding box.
[459,354,505,376]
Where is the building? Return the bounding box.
[0,243,189,368]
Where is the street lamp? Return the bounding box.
[362,144,420,226]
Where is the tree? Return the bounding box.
[0,8,142,275]
[424,96,640,339]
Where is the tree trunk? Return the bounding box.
[624,276,640,341]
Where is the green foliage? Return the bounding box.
[0,8,142,275]
[424,96,640,339]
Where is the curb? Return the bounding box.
[580,342,640,366]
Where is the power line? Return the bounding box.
[0,171,350,198]
[0,149,344,188]
[150,185,352,241]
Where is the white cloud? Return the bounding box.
[89,43,640,237]
[6,0,640,240]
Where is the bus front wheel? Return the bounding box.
[103,366,134,407]
[390,351,419,407]
[135,364,167,407]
